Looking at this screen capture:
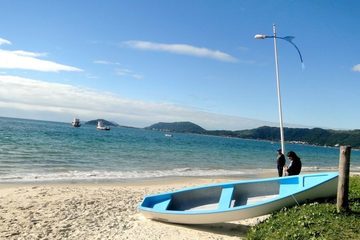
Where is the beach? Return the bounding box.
[1,118,359,239]
[0,177,270,240]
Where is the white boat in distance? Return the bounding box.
[139,172,338,224]
[72,118,81,127]
[96,121,110,131]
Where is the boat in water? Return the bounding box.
[164,133,173,137]
[71,118,81,127]
[96,120,110,131]
[139,172,338,224]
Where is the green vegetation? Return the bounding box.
[145,122,360,148]
[246,176,360,240]
[235,126,360,148]
[145,121,206,134]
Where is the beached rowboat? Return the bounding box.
[139,172,338,224]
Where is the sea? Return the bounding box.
[1,117,359,183]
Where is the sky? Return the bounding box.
[0,0,359,130]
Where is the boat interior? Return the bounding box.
[166,181,282,211]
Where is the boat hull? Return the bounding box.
[139,172,338,224]
[97,127,110,130]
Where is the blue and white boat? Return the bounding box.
[139,172,338,224]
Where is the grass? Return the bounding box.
[246,176,360,240]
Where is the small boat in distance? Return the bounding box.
[96,120,110,131]
[72,118,81,127]
[164,133,173,137]
[139,172,338,224]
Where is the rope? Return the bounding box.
[291,194,300,206]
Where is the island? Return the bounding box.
[145,121,206,134]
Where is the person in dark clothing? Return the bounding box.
[285,151,302,176]
[276,149,286,177]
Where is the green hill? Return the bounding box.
[145,122,360,148]
[234,126,360,148]
[145,121,206,134]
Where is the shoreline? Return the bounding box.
[1,166,354,184]
[0,169,278,185]
[1,169,358,188]
[0,174,272,189]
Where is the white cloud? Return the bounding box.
[93,60,120,65]
[115,68,143,80]
[352,64,360,72]
[124,40,237,62]
[0,49,82,72]
[0,37,11,45]
[85,73,98,79]
[94,60,142,79]
[0,75,274,130]
[12,50,47,57]
[0,37,81,72]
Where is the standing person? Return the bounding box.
[285,151,302,176]
[276,149,286,177]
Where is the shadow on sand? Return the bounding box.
[158,221,251,238]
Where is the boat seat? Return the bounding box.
[153,199,171,211]
[218,186,234,210]
[303,174,326,187]
[279,177,301,195]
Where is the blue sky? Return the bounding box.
[0,0,359,130]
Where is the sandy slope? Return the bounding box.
[0,178,268,240]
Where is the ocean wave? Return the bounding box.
[0,168,254,182]
[0,166,350,183]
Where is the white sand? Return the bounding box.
[0,178,269,240]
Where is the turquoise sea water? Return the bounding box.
[0,117,359,183]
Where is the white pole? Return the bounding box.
[272,24,285,154]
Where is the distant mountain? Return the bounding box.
[145,121,206,134]
[85,119,119,127]
[145,122,360,148]
[234,126,360,148]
